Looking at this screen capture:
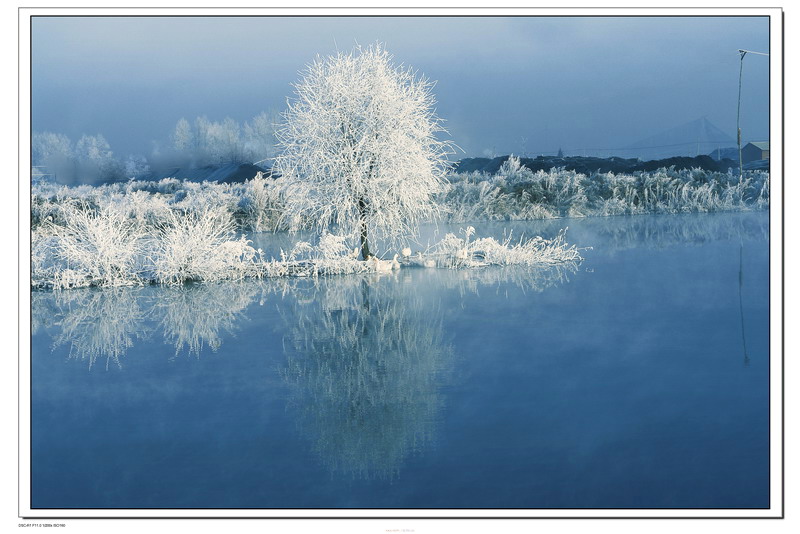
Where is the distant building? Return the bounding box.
[742,142,769,163]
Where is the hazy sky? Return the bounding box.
[31,16,770,159]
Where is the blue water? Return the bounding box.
[30,211,770,510]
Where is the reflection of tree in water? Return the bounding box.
[49,288,147,370]
[280,273,452,479]
[32,256,578,374]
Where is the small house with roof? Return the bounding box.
[742,142,769,163]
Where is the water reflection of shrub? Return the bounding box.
[32,258,580,371]
[33,282,263,365]
[153,283,259,356]
[49,288,147,369]
[280,274,453,479]
[436,262,580,297]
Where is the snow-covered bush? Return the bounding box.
[150,207,259,285]
[431,226,583,269]
[168,180,239,217]
[34,203,149,289]
[234,171,284,231]
[441,172,556,222]
[260,232,369,278]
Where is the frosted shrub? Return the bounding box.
[29,163,767,289]
[431,226,583,269]
[753,171,770,209]
[32,166,770,235]
[127,177,183,195]
[496,155,536,186]
[235,171,283,231]
[170,180,238,217]
[316,232,354,260]
[441,176,556,222]
[31,196,72,228]
[474,229,583,266]
[31,227,59,286]
[36,204,148,289]
[100,190,173,227]
[537,168,589,216]
[150,207,259,285]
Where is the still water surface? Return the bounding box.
[30,212,770,509]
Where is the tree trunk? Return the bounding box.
[358,197,371,260]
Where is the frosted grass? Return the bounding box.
[31,166,769,236]
[441,157,769,221]
[30,161,767,289]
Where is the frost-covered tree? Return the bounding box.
[274,44,453,259]
[32,132,73,166]
[32,132,74,184]
[171,118,194,153]
[166,112,279,168]
[180,116,244,165]
[242,110,279,164]
[207,117,243,164]
[74,134,124,183]
[124,155,151,179]
[75,134,114,162]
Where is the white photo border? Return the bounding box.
[18,5,784,520]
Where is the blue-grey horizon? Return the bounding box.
[31,15,770,160]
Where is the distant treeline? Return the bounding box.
[31,111,280,186]
[454,154,741,176]
[33,119,755,188]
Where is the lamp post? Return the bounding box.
[736,49,769,181]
